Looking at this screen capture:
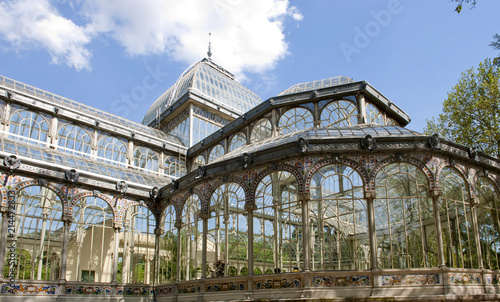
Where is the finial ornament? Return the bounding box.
[207,33,212,58]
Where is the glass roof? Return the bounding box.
[0,137,171,187]
[0,75,184,147]
[143,59,263,125]
[212,125,423,164]
[278,76,354,96]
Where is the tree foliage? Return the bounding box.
[452,0,477,13]
[424,58,500,156]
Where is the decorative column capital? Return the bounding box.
[298,192,310,203]
[364,190,377,199]
[430,188,442,198]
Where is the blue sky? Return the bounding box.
[0,0,499,132]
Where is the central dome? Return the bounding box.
[142,58,262,126]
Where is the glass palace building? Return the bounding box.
[1,57,500,301]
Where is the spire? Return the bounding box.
[207,33,212,59]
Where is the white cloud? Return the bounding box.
[0,0,302,75]
[0,0,92,70]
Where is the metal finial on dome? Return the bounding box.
[207,33,212,59]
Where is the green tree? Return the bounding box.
[424,58,500,156]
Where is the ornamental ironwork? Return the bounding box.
[116,180,128,194]
[3,155,20,171]
[65,169,79,183]
[361,134,376,151]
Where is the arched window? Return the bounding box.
[374,163,436,269]
[254,171,299,274]
[279,107,313,135]
[164,155,186,179]
[180,195,203,281]
[365,103,384,125]
[320,100,357,127]
[67,197,114,282]
[250,118,272,143]
[10,110,50,145]
[476,177,500,269]
[191,155,205,172]
[439,167,477,268]
[310,164,369,271]
[97,135,127,166]
[120,205,156,284]
[208,145,225,163]
[58,124,92,156]
[229,133,247,152]
[207,183,247,277]
[160,205,177,283]
[133,147,159,173]
[5,186,63,281]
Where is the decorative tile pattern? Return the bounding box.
[178,284,201,294]
[117,286,152,295]
[1,283,59,294]
[65,285,111,295]
[447,273,481,285]
[381,274,439,286]
[312,275,370,287]
[206,281,247,292]
[156,286,176,296]
[254,277,301,290]
[485,274,500,285]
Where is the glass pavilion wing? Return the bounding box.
[211,125,424,164]
[0,137,171,187]
[278,76,354,96]
[0,75,184,147]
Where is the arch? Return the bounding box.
[305,158,368,192]
[208,144,225,164]
[67,194,115,282]
[160,203,178,283]
[68,191,116,221]
[320,99,357,127]
[179,194,203,281]
[250,118,272,143]
[253,170,300,274]
[97,135,128,165]
[368,156,435,191]
[134,146,160,173]
[14,180,67,209]
[192,155,206,172]
[57,123,92,156]
[9,109,51,145]
[309,163,369,271]
[206,176,251,206]
[250,164,305,200]
[120,204,156,284]
[228,132,247,152]
[438,166,477,268]
[278,107,314,135]
[373,162,436,269]
[206,182,248,277]
[7,185,64,281]
[164,155,186,179]
[475,176,500,269]
[365,102,384,125]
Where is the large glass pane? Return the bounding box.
[250,118,272,143]
[320,100,357,127]
[67,197,114,282]
[119,206,156,284]
[476,177,500,269]
[58,123,92,156]
[439,167,477,268]
[5,186,63,281]
[9,110,50,146]
[229,133,247,152]
[374,163,436,269]
[180,196,203,281]
[208,144,225,163]
[254,171,300,274]
[207,183,247,277]
[160,205,177,283]
[310,164,369,271]
[133,147,159,174]
[279,107,313,135]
